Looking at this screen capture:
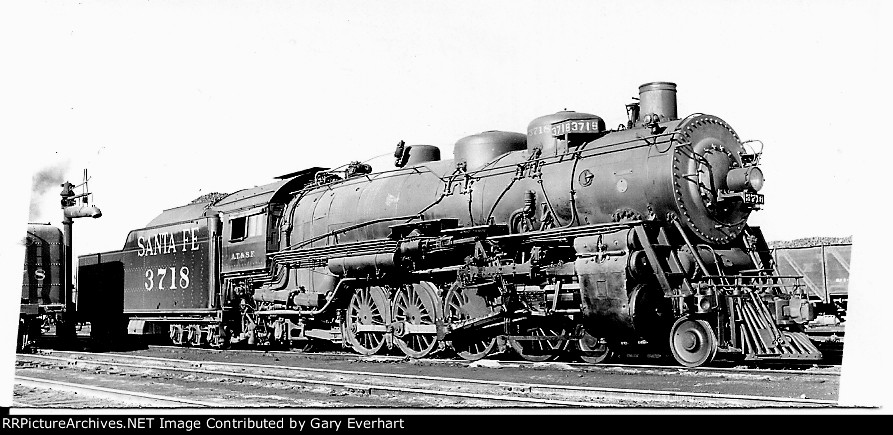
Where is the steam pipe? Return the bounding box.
[254,278,358,317]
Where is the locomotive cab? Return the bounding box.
[216,169,330,275]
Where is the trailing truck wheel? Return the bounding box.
[345,286,391,355]
[443,284,497,361]
[508,320,569,362]
[669,318,718,367]
[391,282,441,358]
[576,330,614,364]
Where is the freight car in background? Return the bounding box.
[770,239,850,352]
[770,239,850,318]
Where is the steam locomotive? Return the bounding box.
[76,82,822,367]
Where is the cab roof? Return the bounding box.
[144,168,327,228]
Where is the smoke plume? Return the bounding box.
[29,161,70,222]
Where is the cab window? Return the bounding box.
[230,214,265,241]
[248,214,264,237]
[230,217,247,241]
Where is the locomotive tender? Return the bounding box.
[78,82,821,367]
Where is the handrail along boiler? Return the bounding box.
[78,82,820,367]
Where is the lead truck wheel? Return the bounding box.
[576,330,614,364]
[669,318,718,367]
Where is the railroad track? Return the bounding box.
[146,345,842,378]
[18,351,839,408]
[14,375,217,408]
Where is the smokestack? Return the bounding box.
[638,82,677,124]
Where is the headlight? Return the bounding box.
[726,166,764,192]
[697,295,715,313]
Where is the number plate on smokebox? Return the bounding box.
[744,193,764,205]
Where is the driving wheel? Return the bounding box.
[443,284,497,361]
[392,282,441,358]
[345,286,391,355]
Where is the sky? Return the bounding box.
[2,0,891,411]
[10,0,882,254]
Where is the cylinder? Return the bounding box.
[638,82,677,123]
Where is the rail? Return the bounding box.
[14,375,217,407]
[19,352,840,407]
